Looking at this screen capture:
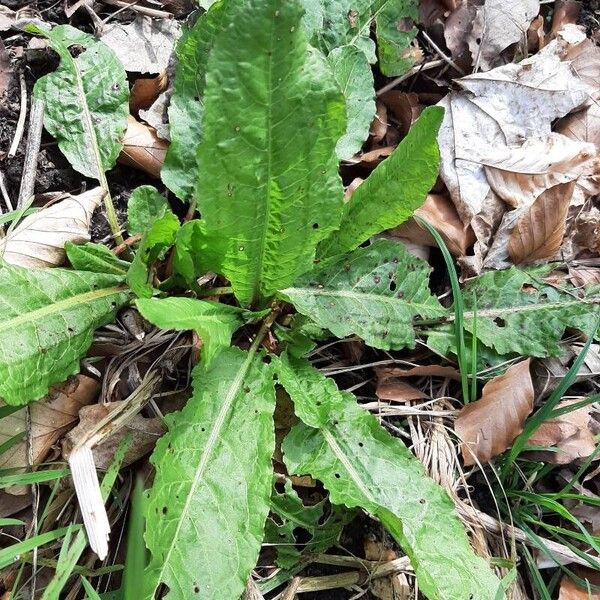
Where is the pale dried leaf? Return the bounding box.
[393,193,475,256]
[508,182,575,264]
[0,375,99,495]
[468,0,540,71]
[483,134,598,208]
[527,400,596,464]
[101,16,180,74]
[444,2,477,65]
[0,188,103,268]
[438,28,594,234]
[376,365,461,381]
[569,267,600,288]
[118,115,168,178]
[455,359,534,466]
[376,378,427,402]
[0,39,12,97]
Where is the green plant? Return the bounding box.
[6,0,600,599]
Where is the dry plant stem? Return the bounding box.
[17,98,45,209]
[8,72,27,159]
[376,59,444,96]
[100,0,173,18]
[112,233,141,256]
[456,501,598,568]
[0,170,12,215]
[421,31,466,75]
[281,577,300,600]
[99,172,125,246]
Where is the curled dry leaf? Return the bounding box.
[526,400,596,464]
[455,359,534,466]
[118,115,168,178]
[508,182,575,264]
[376,371,427,402]
[393,193,475,256]
[0,375,99,493]
[63,401,165,470]
[550,0,581,38]
[379,91,420,138]
[468,0,540,71]
[0,187,103,268]
[376,365,461,381]
[130,71,168,113]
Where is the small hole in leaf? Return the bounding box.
[476,37,481,44]
[334,473,340,479]
[312,223,319,229]
[262,355,272,364]
[389,280,397,292]
[494,317,506,328]
[244,386,250,394]
[358,442,364,448]
[194,586,200,594]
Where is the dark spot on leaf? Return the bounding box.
[111,83,120,92]
[419,498,426,504]
[262,355,272,364]
[494,317,506,327]
[194,586,200,594]
[334,473,341,479]
[358,442,364,448]
[162,506,168,515]
[244,386,250,394]
[312,222,319,229]
[389,280,397,292]
[374,275,381,284]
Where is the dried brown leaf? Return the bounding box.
[370,101,388,144]
[508,181,575,264]
[130,71,168,113]
[455,359,534,466]
[63,401,165,470]
[444,2,477,66]
[418,0,460,27]
[527,400,596,464]
[550,0,581,37]
[379,91,420,138]
[357,145,394,166]
[0,187,103,268]
[0,39,12,97]
[559,575,600,599]
[376,378,427,402]
[376,365,461,381]
[0,376,99,490]
[118,115,168,178]
[393,193,475,256]
[569,267,600,288]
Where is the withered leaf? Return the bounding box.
[0,376,99,485]
[455,359,534,466]
[527,400,596,464]
[118,115,168,178]
[0,188,103,268]
[508,182,576,264]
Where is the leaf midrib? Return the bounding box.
[249,12,277,307]
[283,286,444,315]
[0,286,126,334]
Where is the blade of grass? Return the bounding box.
[123,475,146,600]
[0,468,69,488]
[470,293,478,403]
[521,543,552,600]
[414,216,469,402]
[0,525,77,569]
[81,576,103,600]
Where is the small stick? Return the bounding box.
[8,72,27,158]
[17,97,45,208]
[376,59,444,96]
[0,170,12,213]
[112,233,141,255]
[421,31,465,76]
[281,577,300,600]
[101,0,173,19]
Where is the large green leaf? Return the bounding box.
[196,0,346,307]
[145,348,276,600]
[427,266,600,358]
[135,297,259,365]
[319,106,443,259]
[30,25,128,180]
[328,45,376,160]
[0,265,128,405]
[277,355,502,600]
[161,2,228,201]
[282,239,445,350]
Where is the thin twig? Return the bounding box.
[376,59,444,96]
[101,0,173,19]
[112,233,141,256]
[8,72,28,158]
[421,31,466,76]
[0,170,12,213]
[17,97,45,208]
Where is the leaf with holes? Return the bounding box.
[144,348,276,600]
[29,24,128,180]
[277,355,502,600]
[282,239,446,350]
[195,0,346,306]
[431,266,600,357]
[0,265,129,405]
